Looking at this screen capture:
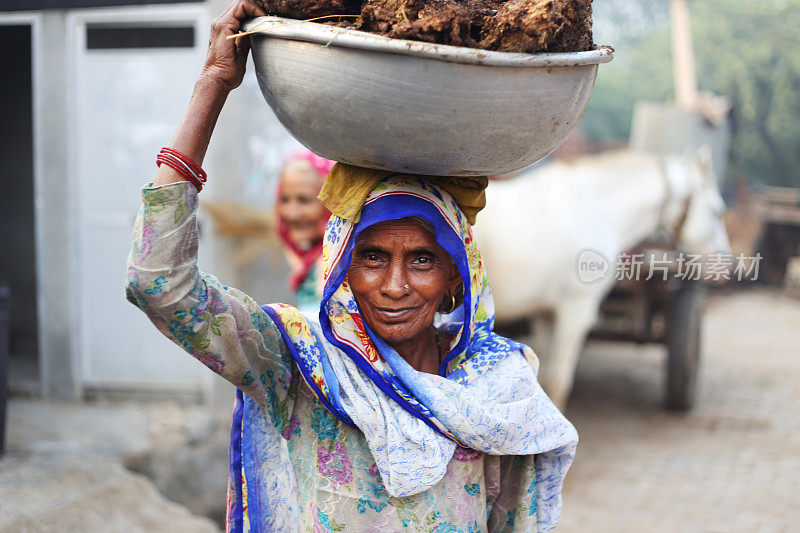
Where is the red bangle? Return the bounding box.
[155,147,206,192]
[161,147,207,182]
[157,154,203,192]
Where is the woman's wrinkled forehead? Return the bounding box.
[353,217,455,264]
[407,216,435,235]
[356,216,436,242]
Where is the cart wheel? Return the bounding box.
[666,282,705,410]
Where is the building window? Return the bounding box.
[86,24,194,49]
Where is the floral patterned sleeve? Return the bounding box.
[125,181,294,407]
[486,455,539,532]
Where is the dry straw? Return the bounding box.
[226,14,360,40]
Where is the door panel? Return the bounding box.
[74,13,209,391]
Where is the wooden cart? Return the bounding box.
[588,247,706,411]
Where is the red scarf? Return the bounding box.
[277,215,329,291]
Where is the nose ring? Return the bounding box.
[403,284,409,289]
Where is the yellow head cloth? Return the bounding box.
[318,163,488,225]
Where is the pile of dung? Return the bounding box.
[254,0,594,53]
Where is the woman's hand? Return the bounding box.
[200,0,267,92]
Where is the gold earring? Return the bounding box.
[442,294,456,314]
[403,283,409,289]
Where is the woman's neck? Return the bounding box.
[391,327,441,374]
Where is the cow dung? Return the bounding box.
[254,0,594,53]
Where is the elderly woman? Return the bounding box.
[126,1,577,531]
[276,150,335,311]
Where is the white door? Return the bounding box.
[71,5,212,395]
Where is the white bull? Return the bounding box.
[474,149,731,408]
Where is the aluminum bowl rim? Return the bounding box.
[243,16,614,68]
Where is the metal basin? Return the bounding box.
[245,17,613,176]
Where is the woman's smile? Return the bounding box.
[347,218,461,372]
[374,305,419,322]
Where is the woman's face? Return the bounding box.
[277,161,328,246]
[348,218,460,353]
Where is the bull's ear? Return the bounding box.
[692,145,715,185]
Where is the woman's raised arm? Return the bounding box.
[126,1,301,421]
[154,0,265,187]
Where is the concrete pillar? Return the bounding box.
[38,10,81,399]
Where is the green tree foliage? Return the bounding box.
[583,0,800,186]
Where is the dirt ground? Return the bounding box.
[560,288,800,532]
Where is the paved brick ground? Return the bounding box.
[559,288,800,532]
